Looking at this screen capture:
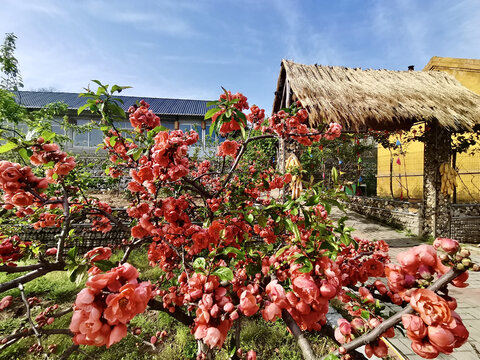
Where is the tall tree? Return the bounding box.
[0,32,23,90]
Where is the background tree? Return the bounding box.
[0,33,23,91]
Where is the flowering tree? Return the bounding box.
[0,83,477,360]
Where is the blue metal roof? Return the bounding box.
[14,91,213,116]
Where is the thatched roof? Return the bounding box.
[273,60,480,131]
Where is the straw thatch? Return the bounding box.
[273,60,480,131]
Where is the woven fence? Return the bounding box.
[17,208,130,254]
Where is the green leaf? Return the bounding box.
[77,103,90,115]
[109,136,118,147]
[150,125,168,133]
[209,121,216,137]
[204,107,219,120]
[41,130,56,142]
[132,148,142,161]
[94,260,117,272]
[206,101,218,107]
[212,267,233,282]
[0,141,17,153]
[240,124,246,140]
[295,257,313,273]
[245,213,254,224]
[331,166,338,183]
[193,257,206,270]
[257,215,267,228]
[67,264,87,285]
[361,310,370,320]
[111,85,132,93]
[18,148,29,162]
[323,354,340,360]
[286,218,301,241]
[275,245,289,258]
[223,247,244,260]
[236,111,247,126]
[340,234,351,246]
[67,247,78,262]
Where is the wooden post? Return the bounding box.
[422,120,451,238]
[278,80,290,174]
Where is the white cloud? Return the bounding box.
[81,0,200,37]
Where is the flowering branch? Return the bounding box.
[323,268,464,359]
[217,134,275,195]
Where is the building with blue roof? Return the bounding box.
[14,91,219,153]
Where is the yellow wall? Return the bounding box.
[423,57,480,94]
[377,57,480,202]
[377,130,424,200]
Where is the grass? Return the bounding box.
[0,247,336,359]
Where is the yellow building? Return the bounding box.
[377,57,480,202]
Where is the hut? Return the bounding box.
[272,59,480,239]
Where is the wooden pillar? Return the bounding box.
[278,80,291,174]
[422,120,451,238]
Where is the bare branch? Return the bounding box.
[0,328,73,351]
[282,309,317,360]
[56,184,71,262]
[147,298,194,326]
[19,283,41,346]
[0,263,45,273]
[0,262,65,294]
[58,344,79,360]
[91,208,130,234]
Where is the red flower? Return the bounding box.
[84,247,112,262]
[0,295,13,311]
[239,290,258,316]
[411,340,439,359]
[292,275,320,305]
[402,314,427,341]
[217,140,240,158]
[433,237,459,254]
[410,289,451,326]
[104,282,151,325]
[45,248,57,256]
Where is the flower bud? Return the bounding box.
[456,263,465,271]
[462,258,471,267]
[460,249,470,258]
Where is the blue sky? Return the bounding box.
[1,0,479,112]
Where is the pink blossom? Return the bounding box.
[262,302,282,322]
[402,314,427,341]
[433,237,459,254]
[239,290,258,316]
[0,295,13,311]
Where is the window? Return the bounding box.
[71,119,103,149]
[205,124,225,146]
